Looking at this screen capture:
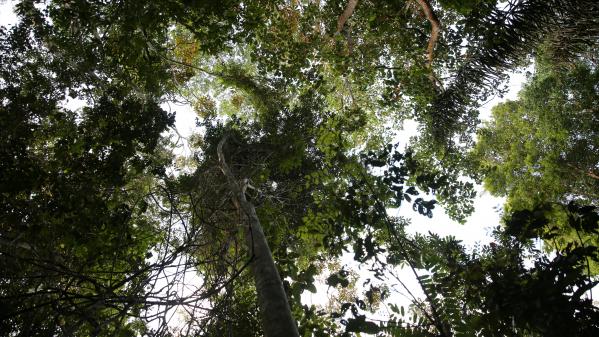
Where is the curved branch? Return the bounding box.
[415,0,441,66]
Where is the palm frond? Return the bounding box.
[427,0,599,147]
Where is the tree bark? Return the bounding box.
[217,135,299,337]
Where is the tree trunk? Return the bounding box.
[217,135,299,337]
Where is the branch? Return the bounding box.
[0,237,32,250]
[336,0,359,34]
[567,163,599,180]
[587,171,599,180]
[415,0,441,66]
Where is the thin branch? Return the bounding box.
[359,169,451,337]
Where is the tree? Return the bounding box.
[0,20,175,336]
[474,51,599,207]
[427,0,599,147]
[382,215,599,337]
[472,49,599,269]
[216,134,299,337]
[292,145,599,337]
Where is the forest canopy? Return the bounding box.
[1,1,598,336]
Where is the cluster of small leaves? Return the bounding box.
[362,144,478,221]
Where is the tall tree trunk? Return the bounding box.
[217,135,299,337]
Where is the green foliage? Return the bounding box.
[3,1,599,336]
[475,52,599,208]
[429,0,599,147]
[0,18,174,335]
[379,218,599,337]
[199,276,263,337]
[504,202,599,274]
[472,49,599,272]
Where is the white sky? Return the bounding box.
[0,1,17,27]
